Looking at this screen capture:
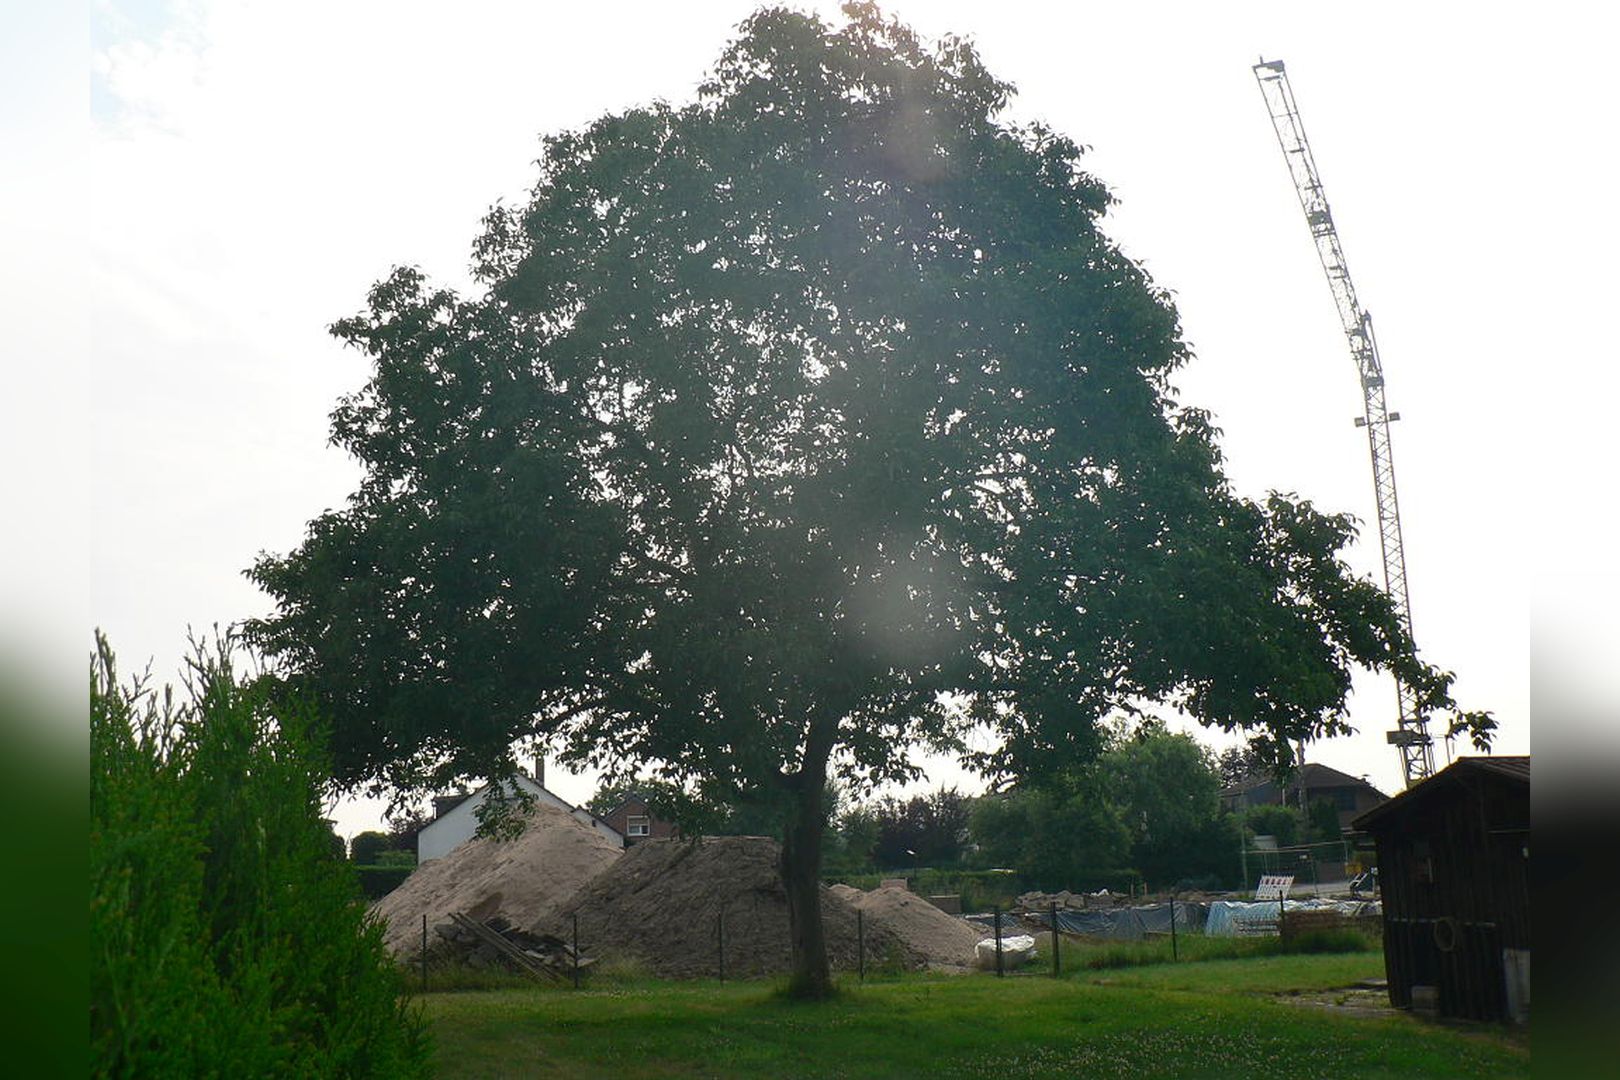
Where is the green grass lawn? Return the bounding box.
[419,952,1528,1079]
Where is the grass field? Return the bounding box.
[419,951,1529,1079]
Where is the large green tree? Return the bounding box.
[970,773,1133,891]
[246,4,1490,998]
[1100,722,1240,887]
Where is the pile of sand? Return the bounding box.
[369,800,624,957]
[845,885,984,969]
[544,836,914,979]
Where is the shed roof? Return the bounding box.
[1352,756,1529,832]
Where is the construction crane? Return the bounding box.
[1252,58,1435,788]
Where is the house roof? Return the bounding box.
[422,772,622,837]
[1352,756,1529,832]
[601,792,666,819]
[1222,761,1386,799]
[1295,762,1379,790]
[1220,775,1273,798]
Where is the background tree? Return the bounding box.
[384,807,430,853]
[246,3,1491,998]
[1216,743,1272,787]
[832,803,881,871]
[348,829,392,865]
[868,788,972,869]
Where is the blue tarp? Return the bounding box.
[1048,902,1208,940]
[972,897,1375,941]
[1204,898,1380,936]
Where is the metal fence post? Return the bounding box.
[572,911,580,989]
[717,910,725,983]
[994,906,1004,977]
[857,908,865,983]
[1050,901,1060,977]
[1169,895,1178,962]
[421,913,428,993]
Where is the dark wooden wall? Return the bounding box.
[1372,770,1528,1021]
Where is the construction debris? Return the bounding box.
[1017,889,1120,910]
[431,912,594,981]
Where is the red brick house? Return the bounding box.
[599,793,680,845]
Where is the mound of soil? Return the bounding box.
[546,836,915,979]
[846,885,984,969]
[370,800,624,958]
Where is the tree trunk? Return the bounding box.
[780,771,832,999]
[780,716,837,1000]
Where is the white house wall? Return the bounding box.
[417,776,624,861]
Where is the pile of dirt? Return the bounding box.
[546,836,915,979]
[370,800,624,958]
[846,885,984,969]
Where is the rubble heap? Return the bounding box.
[429,913,593,980]
[1017,889,1121,911]
[843,884,983,968]
[546,836,916,979]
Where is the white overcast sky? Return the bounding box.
[41,0,1613,836]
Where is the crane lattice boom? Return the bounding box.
[1252,58,1435,787]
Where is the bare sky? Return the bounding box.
[74,0,1612,837]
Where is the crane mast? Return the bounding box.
[1252,58,1435,787]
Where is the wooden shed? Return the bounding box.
[1352,756,1529,1022]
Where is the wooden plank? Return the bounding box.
[450,912,563,982]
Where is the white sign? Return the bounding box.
[1255,874,1294,901]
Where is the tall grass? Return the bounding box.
[1060,927,1377,972]
[90,633,430,1077]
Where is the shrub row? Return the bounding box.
[90,635,430,1077]
[356,865,415,901]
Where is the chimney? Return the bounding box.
[533,755,545,788]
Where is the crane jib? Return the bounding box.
[1252,58,1435,787]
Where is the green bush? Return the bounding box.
[1244,804,1306,847]
[90,634,430,1077]
[356,865,415,900]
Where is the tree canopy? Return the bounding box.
[969,722,1240,891]
[246,3,1490,997]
